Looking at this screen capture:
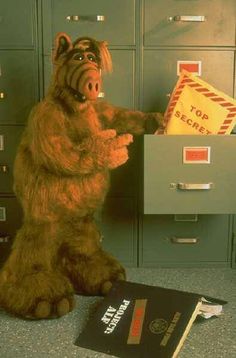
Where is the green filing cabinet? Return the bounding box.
[0,0,36,48]
[0,0,39,267]
[140,0,236,268]
[140,215,232,267]
[144,0,235,47]
[48,0,135,46]
[42,0,138,266]
[142,50,234,113]
[0,126,24,193]
[0,197,23,267]
[143,135,236,215]
[99,197,137,267]
[140,135,236,267]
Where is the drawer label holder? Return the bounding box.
[183,146,211,164]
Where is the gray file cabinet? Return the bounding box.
[140,135,236,267]
[0,0,39,266]
[139,215,232,267]
[144,0,235,47]
[140,0,236,268]
[143,135,236,215]
[41,0,138,266]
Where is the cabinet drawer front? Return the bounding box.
[0,0,36,48]
[0,51,38,124]
[144,0,236,46]
[142,50,234,113]
[98,197,137,266]
[144,135,236,214]
[0,126,24,193]
[0,196,23,266]
[101,50,135,108]
[51,0,135,46]
[0,197,22,234]
[140,215,230,266]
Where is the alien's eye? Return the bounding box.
[87,54,96,62]
[73,53,84,61]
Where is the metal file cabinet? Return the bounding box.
[139,215,232,267]
[25,0,236,267]
[142,50,235,113]
[0,51,38,125]
[41,0,139,266]
[0,126,24,193]
[0,197,23,266]
[140,0,236,267]
[0,0,39,266]
[99,197,137,267]
[0,0,36,49]
[144,0,236,47]
[43,0,135,47]
[143,135,236,215]
[139,135,236,267]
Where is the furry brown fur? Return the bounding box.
[0,33,162,319]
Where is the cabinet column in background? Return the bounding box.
[0,0,40,266]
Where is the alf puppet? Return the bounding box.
[0,33,162,319]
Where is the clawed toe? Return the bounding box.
[34,296,75,319]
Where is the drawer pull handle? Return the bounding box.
[0,207,6,221]
[171,237,198,244]
[0,236,10,243]
[177,183,213,190]
[66,15,105,22]
[0,92,5,99]
[168,15,205,22]
[0,164,8,173]
[0,135,4,151]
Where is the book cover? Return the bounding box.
[75,281,218,358]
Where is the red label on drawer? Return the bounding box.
[183,147,210,163]
[177,61,202,76]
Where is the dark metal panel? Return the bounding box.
[140,214,231,266]
[142,49,234,113]
[98,197,137,266]
[0,0,36,49]
[0,51,38,124]
[51,0,135,46]
[144,135,236,214]
[144,0,236,47]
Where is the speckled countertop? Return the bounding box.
[0,268,235,358]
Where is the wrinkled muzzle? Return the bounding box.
[78,68,101,100]
[67,64,102,101]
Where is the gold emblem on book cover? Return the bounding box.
[149,318,168,334]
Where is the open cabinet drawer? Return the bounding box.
[143,135,236,214]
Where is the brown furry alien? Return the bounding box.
[0,33,163,319]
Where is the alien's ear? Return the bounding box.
[99,41,113,73]
[53,32,73,62]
